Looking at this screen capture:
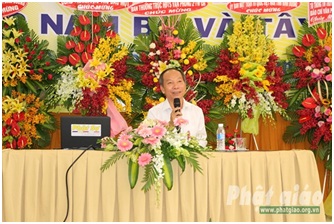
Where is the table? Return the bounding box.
[2,149,326,222]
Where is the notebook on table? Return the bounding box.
[60,116,110,149]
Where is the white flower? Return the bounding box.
[148,52,155,57]
[149,42,156,49]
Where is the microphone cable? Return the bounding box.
[63,145,95,222]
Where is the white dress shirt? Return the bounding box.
[146,99,208,147]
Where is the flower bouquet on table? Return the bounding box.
[283,21,332,170]
[211,15,290,135]
[2,14,59,149]
[99,118,210,201]
[127,14,223,142]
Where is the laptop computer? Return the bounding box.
[60,116,111,149]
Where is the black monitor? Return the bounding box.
[60,116,110,149]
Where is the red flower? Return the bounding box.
[47,74,53,80]
[6,140,17,149]
[69,53,81,66]
[74,42,85,53]
[13,112,25,122]
[102,21,112,27]
[65,40,76,49]
[56,56,68,65]
[316,27,327,39]
[92,24,101,33]
[81,52,92,64]
[70,26,82,36]
[2,127,7,137]
[45,61,51,66]
[80,30,91,42]
[86,43,95,53]
[106,30,116,38]
[298,116,312,123]
[10,122,21,136]
[78,15,91,25]
[5,118,14,126]
[17,136,28,149]
[92,12,101,17]
[292,46,306,57]
[302,97,317,109]
[93,35,100,44]
[302,34,315,47]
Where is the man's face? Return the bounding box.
[160,69,186,101]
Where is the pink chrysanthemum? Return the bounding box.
[138,153,152,167]
[117,139,133,151]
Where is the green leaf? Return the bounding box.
[141,163,157,192]
[185,151,203,174]
[100,152,125,172]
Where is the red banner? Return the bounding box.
[128,2,208,16]
[227,2,300,14]
[308,2,332,26]
[59,2,133,12]
[2,2,27,17]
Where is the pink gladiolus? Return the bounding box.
[151,125,166,138]
[174,117,189,127]
[117,139,133,151]
[138,153,152,166]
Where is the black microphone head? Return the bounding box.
[174,98,181,108]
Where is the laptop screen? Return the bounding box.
[60,116,111,149]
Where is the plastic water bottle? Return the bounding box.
[216,123,226,150]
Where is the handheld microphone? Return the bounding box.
[174,98,181,113]
[173,98,181,133]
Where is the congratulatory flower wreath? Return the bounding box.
[127,14,223,141]
[283,21,332,170]
[2,15,59,149]
[100,118,209,201]
[210,15,290,135]
[47,10,133,116]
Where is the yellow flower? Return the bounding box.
[3,16,16,26]
[172,30,178,35]
[153,77,158,83]
[183,59,189,65]
[159,97,165,102]
[187,70,193,75]
[158,61,168,74]
[262,80,270,92]
[11,28,22,39]
[2,29,12,37]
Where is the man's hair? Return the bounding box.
[158,68,187,86]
